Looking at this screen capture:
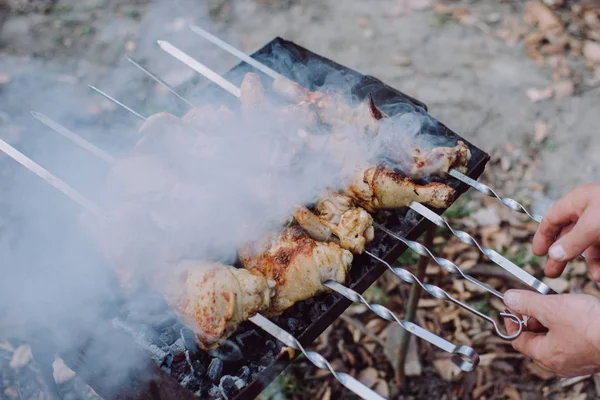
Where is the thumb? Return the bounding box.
[503,290,557,326]
[548,209,600,262]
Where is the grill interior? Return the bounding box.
[51,37,490,400]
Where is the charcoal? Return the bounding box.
[170,338,186,355]
[207,358,224,383]
[180,374,201,391]
[285,317,302,333]
[235,366,250,382]
[259,352,274,366]
[265,340,277,352]
[219,375,245,398]
[234,330,263,357]
[180,327,199,353]
[192,358,206,377]
[208,340,243,362]
[159,327,176,345]
[208,384,222,398]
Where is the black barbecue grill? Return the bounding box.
[32,37,491,400]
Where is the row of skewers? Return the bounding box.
[2,28,552,400]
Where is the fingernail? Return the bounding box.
[549,243,566,261]
[504,290,520,307]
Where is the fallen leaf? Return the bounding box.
[404,335,422,377]
[527,361,555,380]
[53,358,76,384]
[374,380,390,397]
[534,121,550,143]
[391,55,412,66]
[523,1,563,32]
[433,3,454,15]
[553,80,575,98]
[321,386,331,400]
[409,0,433,11]
[583,40,600,64]
[470,208,501,226]
[502,385,521,400]
[543,276,570,293]
[10,344,32,369]
[527,86,554,102]
[358,367,379,387]
[479,353,497,367]
[433,358,462,382]
[356,17,370,27]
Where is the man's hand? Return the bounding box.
[533,183,600,280]
[504,289,600,377]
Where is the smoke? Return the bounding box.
[0,1,453,396]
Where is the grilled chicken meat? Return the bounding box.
[395,140,471,179]
[294,194,374,254]
[345,165,457,211]
[239,227,353,316]
[161,261,274,350]
[272,75,385,137]
[241,73,319,126]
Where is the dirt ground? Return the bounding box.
[1,0,600,399]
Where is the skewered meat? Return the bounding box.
[345,165,457,211]
[294,194,374,254]
[272,76,385,136]
[161,261,274,350]
[395,140,471,179]
[239,227,353,316]
[241,73,319,126]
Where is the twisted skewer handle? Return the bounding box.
[449,170,543,223]
[409,201,553,294]
[374,223,503,299]
[324,281,479,372]
[249,314,385,400]
[364,251,523,340]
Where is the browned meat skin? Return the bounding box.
[239,227,353,316]
[344,165,457,212]
[272,76,385,137]
[241,73,319,126]
[397,141,471,179]
[182,105,235,130]
[294,194,374,254]
[162,261,273,350]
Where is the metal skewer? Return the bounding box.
[126,56,195,108]
[364,250,523,340]
[31,111,115,164]
[188,26,545,225]
[408,201,553,294]
[323,281,479,371]
[88,85,147,121]
[0,138,105,218]
[374,223,503,299]
[249,314,385,400]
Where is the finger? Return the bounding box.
[585,246,600,282]
[525,316,548,333]
[549,207,600,261]
[533,186,594,257]
[543,224,574,278]
[503,290,559,326]
[510,330,546,360]
[533,191,585,256]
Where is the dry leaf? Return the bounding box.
[553,80,575,98]
[583,40,600,64]
[321,386,331,400]
[53,358,76,384]
[534,121,550,143]
[543,277,570,293]
[527,86,554,102]
[409,0,433,12]
[358,367,379,387]
[433,358,462,382]
[356,17,370,27]
[10,344,32,369]
[374,380,390,397]
[470,208,501,226]
[524,1,563,32]
[502,386,521,400]
[527,361,555,380]
[433,3,454,15]
[404,335,422,377]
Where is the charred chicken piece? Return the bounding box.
[162,261,274,350]
[272,75,386,137]
[396,141,471,179]
[345,165,457,212]
[239,227,353,316]
[241,72,319,126]
[294,194,374,254]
